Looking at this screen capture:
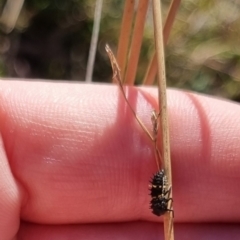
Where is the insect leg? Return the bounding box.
[165,185,174,217]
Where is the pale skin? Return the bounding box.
[0,81,240,240]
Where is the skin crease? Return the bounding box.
[0,80,239,239]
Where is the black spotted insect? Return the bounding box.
[105,45,173,217]
[149,169,173,216]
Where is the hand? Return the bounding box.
[0,81,239,239]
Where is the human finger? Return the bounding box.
[17,221,240,240]
[0,81,240,225]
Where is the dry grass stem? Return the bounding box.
[0,0,24,33]
[152,0,174,239]
[151,110,163,170]
[116,0,135,80]
[143,0,181,85]
[106,44,153,142]
[107,43,164,182]
[124,0,149,85]
[85,0,103,82]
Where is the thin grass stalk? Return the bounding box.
[0,0,24,33]
[116,0,135,80]
[143,0,181,85]
[124,0,149,85]
[85,0,103,82]
[106,44,153,141]
[152,0,174,239]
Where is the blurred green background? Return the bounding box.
[0,0,240,101]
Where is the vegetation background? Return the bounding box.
[0,0,240,101]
